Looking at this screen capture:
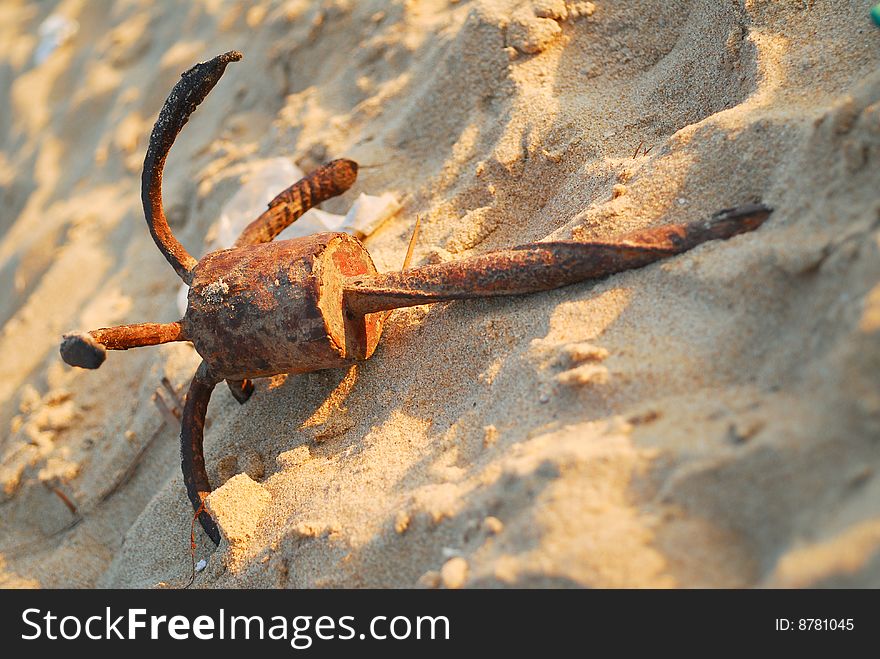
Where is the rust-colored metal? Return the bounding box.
[180,362,220,544]
[143,50,242,283]
[233,159,359,247]
[342,204,772,315]
[61,321,185,369]
[60,52,775,545]
[185,232,383,379]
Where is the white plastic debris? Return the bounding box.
[208,159,307,251]
[195,559,207,572]
[176,158,400,315]
[34,15,79,65]
[340,192,401,239]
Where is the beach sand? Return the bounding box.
[1,0,879,588]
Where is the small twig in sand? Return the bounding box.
[0,418,167,556]
[632,140,644,159]
[45,481,80,516]
[632,141,654,159]
[184,501,208,589]
[153,390,181,426]
[160,376,185,408]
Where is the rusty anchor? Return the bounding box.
[60,52,772,544]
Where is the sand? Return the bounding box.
[0,0,879,589]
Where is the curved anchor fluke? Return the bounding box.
[180,361,222,545]
[142,50,243,283]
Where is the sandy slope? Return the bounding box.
[1,0,879,588]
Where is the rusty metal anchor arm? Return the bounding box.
[60,321,187,369]
[142,50,243,284]
[180,362,222,545]
[343,203,772,315]
[233,159,360,247]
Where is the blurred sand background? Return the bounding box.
[1,0,879,588]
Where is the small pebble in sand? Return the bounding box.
[394,510,411,534]
[483,424,499,448]
[483,516,504,535]
[441,557,469,589]
[195,559,207,572]
[538,393,550,404]
[612,184,627,199]
[726,420,765,445]
[417,570,441,589]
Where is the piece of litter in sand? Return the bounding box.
[341,192,401,239]
[211,158,304,249]
[35,15,79,65]
[195,559,207,572]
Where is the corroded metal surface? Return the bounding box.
[234,159,359,247]
[180,363,221,545]
[343,204,772,314]
[183,232,380,380]
[60,321,185,369]
[142,50,242,283]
